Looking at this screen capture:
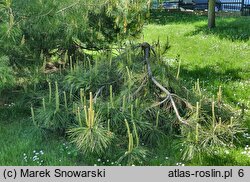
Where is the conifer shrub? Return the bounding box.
[0,0,148,66]
[0,56,15,92]
[30,42,246,165]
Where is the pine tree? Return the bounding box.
[0,0,148,65]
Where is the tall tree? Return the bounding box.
[208,0,216,28]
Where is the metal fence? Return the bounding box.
[152,0,250,15]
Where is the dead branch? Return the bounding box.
[150,96,170,108]
[140,42,189,125]
[94,86,105,103]
[171,94,193,110]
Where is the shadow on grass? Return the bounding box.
[180,65,244,103]
[200,153,250,166]
[186,17,250,41]
[181,64,243,82]
[148,10,207,25]
[149,10,250,42]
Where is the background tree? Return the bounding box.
[208,0,216,28]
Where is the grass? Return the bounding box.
[0,106,84,166]
[0,10,250,166]
[142,11,250,165]
[144,10,250,117]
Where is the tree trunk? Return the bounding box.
[208,0,216,29]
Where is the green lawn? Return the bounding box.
[144,11,250,119]
[0,11,250,166]
[144,11,250,165]
[0,107,81,166]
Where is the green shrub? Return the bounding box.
[0,56,15,92]
[68,93,114,155]
[30,42,246,165]
[32,81,75,132]
[0,0,148,66]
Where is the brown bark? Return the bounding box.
[140,42,189,125]
[208,0,216,29]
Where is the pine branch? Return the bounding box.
[140,42,189,125]
[56,1,81,14]
[94,86,105,103]
[132,74,147,98]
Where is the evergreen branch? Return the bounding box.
[132,75,147,98]
[56,1,110,14]
[56,1,81,14]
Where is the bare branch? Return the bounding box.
[150,96,170,108]
[94,86,105,103]
[141,42,189,125]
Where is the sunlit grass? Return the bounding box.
[143,11,249,116]
[143,11,250,165]
[0,107,82,165]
